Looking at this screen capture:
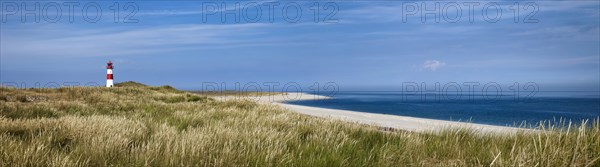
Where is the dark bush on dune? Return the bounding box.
[114,81,148,87]
[115,81,180,93]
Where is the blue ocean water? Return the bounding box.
[286,92,600,127]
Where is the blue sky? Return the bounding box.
[1,1,599,91]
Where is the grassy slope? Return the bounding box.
[0,84,599,166]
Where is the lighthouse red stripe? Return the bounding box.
[107,74,113,79]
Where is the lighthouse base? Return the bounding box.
[107,80,114,87]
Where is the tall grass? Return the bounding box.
[0,84,599,166]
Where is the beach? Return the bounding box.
[224,92,526,134]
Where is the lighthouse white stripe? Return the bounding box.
[106,80,114,87]
[107,69,113,74]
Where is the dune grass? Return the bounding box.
[0,84,599,166]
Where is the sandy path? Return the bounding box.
[217,92,528,134]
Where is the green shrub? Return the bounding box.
[186,95,210,102]
[164,96,186,103]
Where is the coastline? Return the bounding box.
[223,92,527,134]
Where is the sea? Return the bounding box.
[286,91,600,127]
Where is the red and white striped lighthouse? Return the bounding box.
[106,61,114,87]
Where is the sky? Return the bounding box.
[1,0,599,92]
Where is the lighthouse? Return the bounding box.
[106,61,114,87]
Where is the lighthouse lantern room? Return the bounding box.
[106,61,114,87]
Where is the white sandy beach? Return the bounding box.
[220,92,527,134]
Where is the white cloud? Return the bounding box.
[342,1,599,24]
[0,23,278,58]
[422,60,446,71]
[1,21,332,58]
